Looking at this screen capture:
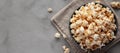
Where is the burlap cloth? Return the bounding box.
[51,0,120,53]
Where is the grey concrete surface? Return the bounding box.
[0,0,71,53]
[0,0,119,53]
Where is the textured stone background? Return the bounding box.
[0,0,119,53]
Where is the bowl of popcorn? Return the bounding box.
[69,2,118,51]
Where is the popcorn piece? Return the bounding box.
[88,23,94,30]
[75,10,80,14]
[64,48,70,53]
[94,26,99,32]
[63,34,67,39]
[70,16,79,23]
[54,32,61,39]
[76,19,82,25]
[91,2,95,6]
[70,23,76,29]
[111,31,116,38]
[71,29,75,34]
[94,19,103,25]
[76,26,85,35]
[86,29,92,35]
[110,2,120,8]
[62,45,66,50]
[80,6,85,11]
[98,14,104,18]
[100,33,106,38]
[92,11,97,18]
[48,8,52,13]
[93,34,99,40]
[95,0,101,3]
[85,39,91,46]
[87,16,92,21]
[79,26,85,33]
[82,20,88,27]
[110,24,116,30]
[74,37,81,42]
[101,25,107,32]
[62,46,70,53]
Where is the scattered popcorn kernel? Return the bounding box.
[48,8,52,13]
[62,45,66,50]
[54,32,61,39]
[64,48,70,53]
[62,46,70,53]
[63,34,67,39]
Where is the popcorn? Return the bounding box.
[75,19,82,25]
[84,6,89,10]
[91,2,95,6]
[95,0,101,3]
[92,11,97,18]
[86,29,92,35]
[71,29,75,34]
[111,31,115,37]
[94,26,99,32]
[94,19,103,25]
[95,7,101,11]
[93,34,99,40]
[88,23,94,30]
[76,26,85,34]
[98,14,104,18]
[101,33,106,38]
[48,8,52,13]
[74,36,81,42]
[110,2,120,8]
[101,25,107,32]
[63,34,67,39]
[62,45,66,50]
[85,39,91,45]
[64,48,70,53]
[75,10,80,14]
[63,46,70,53]
[79,26,85,33]
[70,18,76,23]
[82,20,88,27]
[87,16,92,21]
[70,15,79,23]
[54,32,61,39]
[70,23,76,29]
[70,2,116,51]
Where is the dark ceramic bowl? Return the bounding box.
[69,2,118,51]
